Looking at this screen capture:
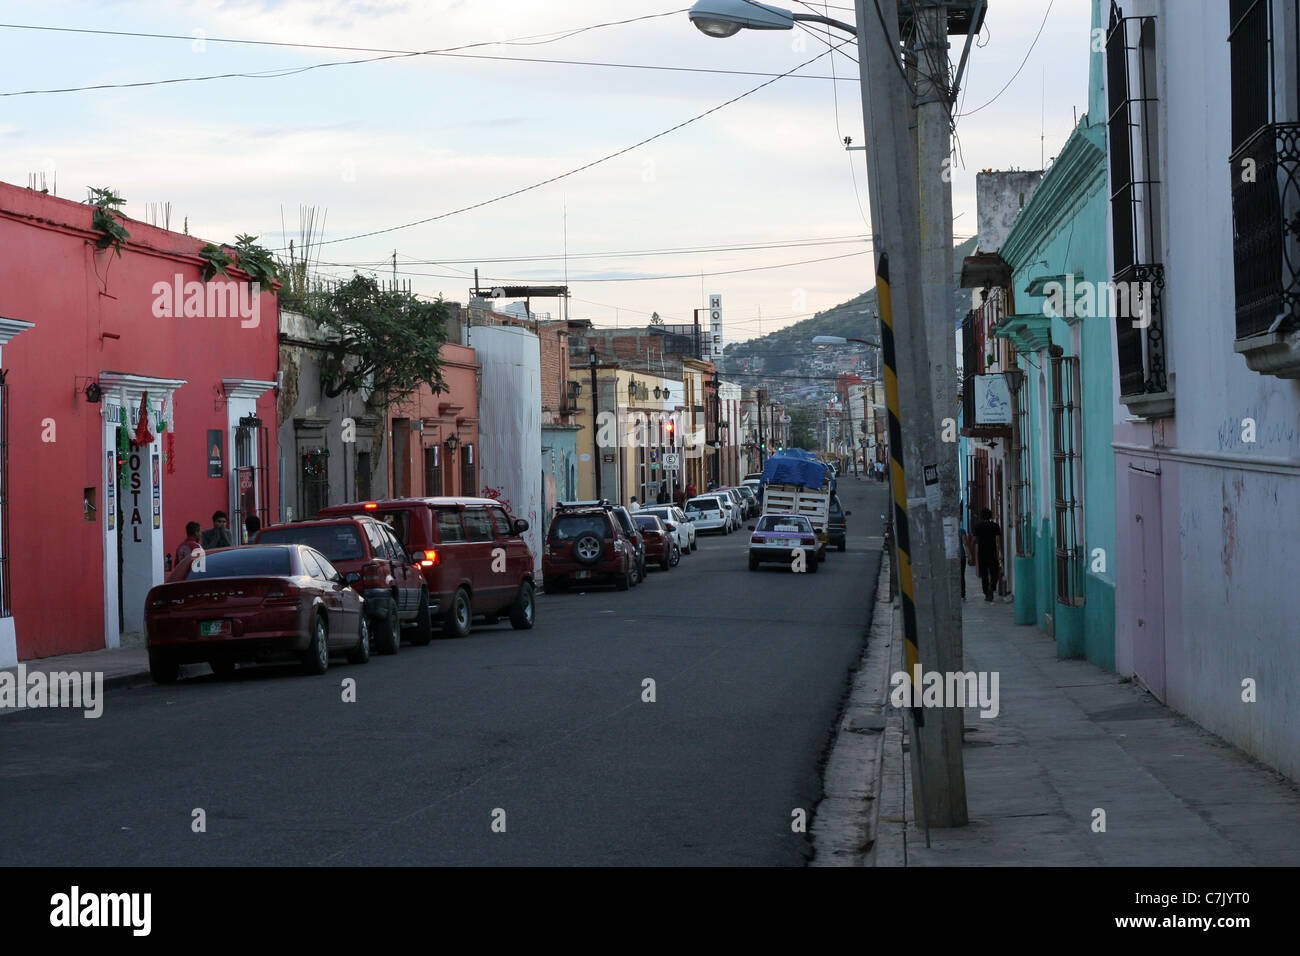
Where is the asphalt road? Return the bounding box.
[0,478,887,866]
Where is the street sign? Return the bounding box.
[664,453,680,468]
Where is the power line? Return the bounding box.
[319,234,870,267]
[0,10,690,96]
[302,39,857,250]
[956,0,1056,118]
[372,248,873,284]
[0,19,862,96]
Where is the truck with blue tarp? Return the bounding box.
[757,450,833,556]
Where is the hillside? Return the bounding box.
[721,236,977,374]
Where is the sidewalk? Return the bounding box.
[862,572,1300,866]
[0,645,162,717]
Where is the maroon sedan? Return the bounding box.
[634,514,681,571]
[145,544,369,683]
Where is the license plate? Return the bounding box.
[574,570,590,579]
[200,619,231,636]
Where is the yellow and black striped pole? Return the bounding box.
[876,252,923,728]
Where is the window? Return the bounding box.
[461,443,476,496]
[356,451,371,502]
[257,524,364,562]
[1051,355,1083,606]
[1106,2,1168,402]
[186,547,292,579]
[436,508,465,543]
[424,444,442,496]
[462,509,491,546]
[1013,377,1033,557]
[488,507,512,537]
[378,509,414,547]
[381,527,407,563]
[301,450,328,519]
[1229,0,1300,349]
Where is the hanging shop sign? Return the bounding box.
[208,429,224,478]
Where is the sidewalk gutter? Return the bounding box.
[809,553,895,865]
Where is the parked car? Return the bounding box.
[255,516,425,654]
[146,544,369,682]
[639,505,695,553]
[611,505,647,584]
[685,495,730,533]
[544,501,636,591]
[736,485,760,519]
[828,495,851,552]
[718,487,746,528]
[316,497,535,638]
[634,513,681,570]
[748,513,820,573]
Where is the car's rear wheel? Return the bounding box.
[573,533,603,566]
[302,614,330,675]
[347,614,371,664]
[150,651,180,684]
[668,544,681,568]
[837,540,846,553]
[408,591,434,645]
[375,609,401,655]
[444,587,472,638]
[616,565,632,591]
[509,581,536,630]
[808,555,820,574]
[748,554,760,571]
[210,659,236,678]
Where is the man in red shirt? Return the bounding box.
[176,522,201,566]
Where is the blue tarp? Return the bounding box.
[759,452,832,498]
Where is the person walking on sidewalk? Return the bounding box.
[971,507,1002,602]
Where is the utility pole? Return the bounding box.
[589,346,602,501]
[915,0,965,672]
[854,0,967,826]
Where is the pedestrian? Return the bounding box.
[629,496,641,513]
[176,521,202,565]
[686,482,697,500]
[202,510,233,549]
[244,514,261,543]
[674,485,686,509]
[971,507,1002,602]
[657,485,669,505]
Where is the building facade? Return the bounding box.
[0,182,278,661]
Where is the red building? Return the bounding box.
[0,182,279,663]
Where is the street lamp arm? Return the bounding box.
[791,12,857,36]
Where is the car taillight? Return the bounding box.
[613,539,623,553]
[751,534,763,544]
[361,562,385,587]
[264,585,300,605]
[801,536,816,546]
[421,549,439,567]
[363,502,378,510]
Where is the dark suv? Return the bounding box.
[611,506,647,584]
[828,495,850,552]
[544,501,636,592]
[256,516,427,653]
[317,497,535,638]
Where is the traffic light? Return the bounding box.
[666,419,675,439]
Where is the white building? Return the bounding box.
[1107,0,1300,781]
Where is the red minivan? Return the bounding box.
[317,497,535,638]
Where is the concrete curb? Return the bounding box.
[809,551,896,865]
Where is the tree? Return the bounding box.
[309,274,451,400]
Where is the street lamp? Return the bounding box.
[688,0,857,38]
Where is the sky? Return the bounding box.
[1,0,1094,344]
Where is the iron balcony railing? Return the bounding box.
[1230,122,1300,338]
